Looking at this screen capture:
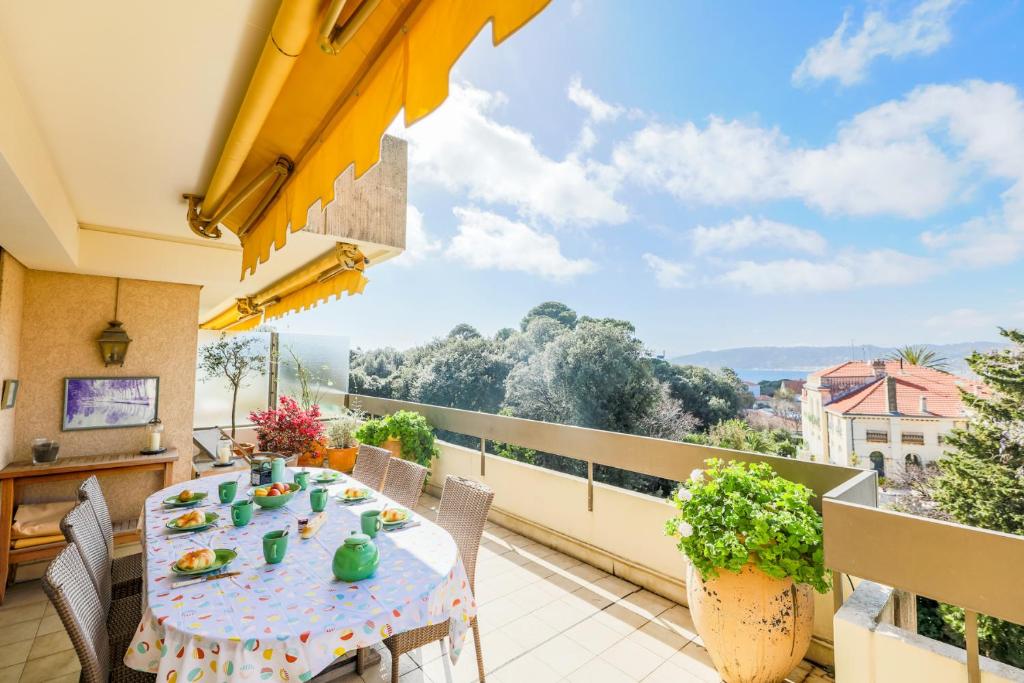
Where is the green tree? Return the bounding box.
[520,301,578,330]
[685,419,800,458]
[348,347,405,398]
[197,333,267,437]
[448,323,482,340]
[889,344,950,371]
[410,336,510,413]
[931,329,1024,666]
[651,360,751,429]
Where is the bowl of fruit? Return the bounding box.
[252,481,300,509]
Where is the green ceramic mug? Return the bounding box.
[310,486,328,512]
[263,530,289,565]
[230,499,253,527]
[294,470,310,491]
[360,509,382,538]
[218,480,238,504]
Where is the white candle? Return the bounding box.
[148,431,161,452]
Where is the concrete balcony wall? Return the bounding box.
[835,581,1024,682]
[429,439,838,666]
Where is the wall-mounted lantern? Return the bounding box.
[98,278,132,366]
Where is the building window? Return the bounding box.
[869,452,885,478]
[901,432,925,445]
[866,430,889,443]
[905,453,922,467]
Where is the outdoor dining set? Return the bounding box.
[41,445,495,683]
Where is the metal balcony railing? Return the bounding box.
[346,393,1024,683]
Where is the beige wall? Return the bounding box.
[11,270,199,485]
[430,441,838,666]
[0,250,26,468]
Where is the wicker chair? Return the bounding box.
[367,476,494,683]
[381,458,428,509]
[78,476,143,598]
[351,444,391,491]
[43,544,155,682]
[60,501,144,645]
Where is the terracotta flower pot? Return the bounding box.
[297,440,327,468]
[383,437,402,459]
[686,562,813,683]
[327,445,358,473]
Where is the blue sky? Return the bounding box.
[279,0,1024,356]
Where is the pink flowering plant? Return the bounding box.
[249,395,326,455]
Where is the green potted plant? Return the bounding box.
[355,410,439,467]
[665,459,830,683]
[325,403,365,473]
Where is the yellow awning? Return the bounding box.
[201,243,368,331]
[209,0,552,278]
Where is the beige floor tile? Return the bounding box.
[41,674,79,683]
[564,615,626,655]
[592,602,650,636]
[474,631,525,673]
[0,582,47,610]
[28,629,74,660]
[19,649,80,683]
[599,637,666,680]
[34,615,65,637]
[669,642,721,682]
[657,605,701,644]
[0,621,38,648]
[643,658,706,683]
[567,656,639,683]
[491,652,561,683]
[0,664,23,683]
[476,595,532,633]
[564,563,609,584]
[626,620,691,659]
[566,585,614,613]
[531,594,593,632]
[420,650,485,683]
[406,642,446,667]
[531,634,595,678]
[0,602,45,625]
[42,601,57,617]
[498,614,560,651]
[541,552,583,570]
[619,590,673,620]
[396,668,431,683]
[0,640,33,669]
[591,574,639,600]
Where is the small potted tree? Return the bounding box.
[355,410,439,467]
[325,402,365,472]
[665,459,829,683]
[249,396,327,467]
[197,333,266,446]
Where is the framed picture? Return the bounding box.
[1,380,17,410]
[62,377,159,431]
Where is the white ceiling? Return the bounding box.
[0,0,280,241]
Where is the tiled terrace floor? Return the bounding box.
[0,495,833,683]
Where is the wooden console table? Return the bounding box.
[0,449,179,603]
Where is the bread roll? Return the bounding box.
[175,510,205,528]
[177,548,216,570]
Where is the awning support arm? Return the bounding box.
[183,156,293,240]
[319,0,383,55]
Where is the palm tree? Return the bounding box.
[889,345,950,372]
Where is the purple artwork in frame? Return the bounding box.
[62,377,159,431]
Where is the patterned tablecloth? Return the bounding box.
[124,468,475,682]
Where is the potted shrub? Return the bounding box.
[355,410,439,467]
[249,396,327,467]
[665,459,830,683]
[326,403,365,472]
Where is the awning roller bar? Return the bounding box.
[184,156,293,240]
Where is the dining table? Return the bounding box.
[124,467,476,682]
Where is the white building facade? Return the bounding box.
[801,360,978,478]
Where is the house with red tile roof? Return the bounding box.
[800,359,984,478]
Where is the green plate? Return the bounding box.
[163,491,209,507]
[313,471,341,483]
[252,482,301,509]
[338,487,370,503]
[170,548,237,576]
[165,511,219,533]
[381,508,412,526]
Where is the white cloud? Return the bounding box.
[401,82,627,227]
[793,0,959,87]
[391,204,441,267]
[925,305,1024,337]
[614,80,1024,251]
[720,249,937,294]
[568,76,623,123]
[692,216,827,255]
[447,207,595,281]
[642,253,689,289]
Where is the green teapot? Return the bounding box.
[332,531,380,581]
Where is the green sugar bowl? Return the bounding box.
[332,531,380,582]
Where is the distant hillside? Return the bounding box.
[670,342,1006,375]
